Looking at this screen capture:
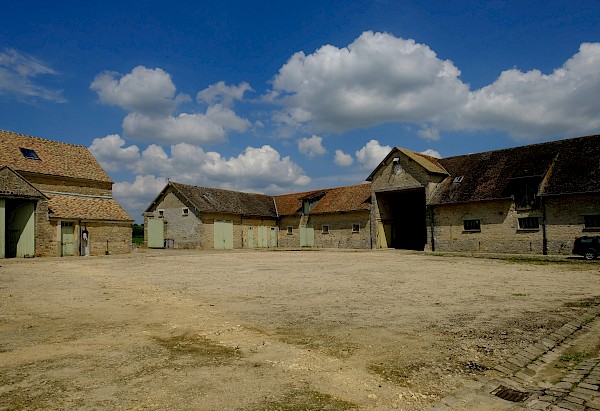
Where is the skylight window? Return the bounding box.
[453,176,464,184]
[20,147,40,160]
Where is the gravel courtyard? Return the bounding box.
[1,249,599,410]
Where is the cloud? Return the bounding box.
[355,139,391,169]
[271,32,600,141]
[420,149,442,159]
[297,135,326,157]
[461,42,600,139]
[113,175,168,219]
[271,31,468,132]
[197,81,252,106]
[334,149,354,166]
[89,134,140,171]
[0,48,65,102]
[90,66,186,116]
[91,68,252,145]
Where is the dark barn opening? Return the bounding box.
[376,188,427,250]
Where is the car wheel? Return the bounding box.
[584,249,597,260]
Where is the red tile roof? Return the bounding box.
[274,184,371,216]
[47,193,133,221]
[0,130,112,183]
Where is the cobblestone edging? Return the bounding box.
[428,306,600,410]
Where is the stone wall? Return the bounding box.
[545,193,600,254]
[34,200,58,256]
[278,211,371,249]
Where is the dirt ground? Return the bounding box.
[1,249,599,410]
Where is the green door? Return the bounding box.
[214,221,233,249]
[269,227,278,248]
[257,226,268,248]
[61,222,75,256]
[147,218,164,248]
[10,202,35,258]
[247,226,254,249]
[300,226,314,247]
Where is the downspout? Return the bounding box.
[428,205,436,252]
[541,196,548,255]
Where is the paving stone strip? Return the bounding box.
[427,306,600,410]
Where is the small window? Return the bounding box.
[463,219,481,232]
[453,176,464,184]
[352,223,360,233]
[518,217,539,230]
[287,226,293,235]
[20,147,40,160]
[157,209,164,218]
[322,225,329,234]
[584,215,600,229]
[182,208,189,216]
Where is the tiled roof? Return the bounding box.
[0,130,112,183]
[274,184,371,216]
[47,193,133,221]
[366,147,448,181]
[430,134,600,204]
[167,182,277,217]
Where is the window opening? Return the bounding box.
[352,223,360,233]
[584,215,600,229]
[463,219,481,232]
[287,226,293,235]
[322,225,329,234]
[518,217,539,230]
[20,147,40,160]
[182,208,189,216]
[157,209,164,218]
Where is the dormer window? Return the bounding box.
[20,147,40,160]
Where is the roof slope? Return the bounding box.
[274,183,371,216]
[367,147,447,181]
[47,194,133,221]
[430,134,600,204]
[169,182,277,217]
[0,130,112,183]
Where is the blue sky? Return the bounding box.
[2,1,599,222]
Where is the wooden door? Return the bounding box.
[61,222,75,256]
[147,218,164,248]
[214,221,233,249]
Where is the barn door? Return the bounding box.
[269,227,278,248]
[8,202,35,258]
[246,226,254,248]
[147,218,164,248]
[61,222,75,256]
[257,226,268,248]
[300,226,314,247]
[214,221,233,249]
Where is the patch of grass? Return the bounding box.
[252,388,356,411]
[368,360,425,385]
[512,293,528,297]
[153,333,241,365]
[554,351,590,370]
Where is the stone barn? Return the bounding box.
[274,184,372,249]
[143,182,278,250]
[0,130,133,257]
[369,134,600,255]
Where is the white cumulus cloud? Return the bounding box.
[89,134,140,171]
[334,149,354,166]
[271,31,468,132]
[355,139,391,169]
[91,68,252,145]
[420,149,442,159]
[297,135,326,157]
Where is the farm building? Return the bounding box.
[0,130,133,258]
[143,182,372,249]
[274,184,372,249]
[143,182,278,249]
[369,134,600,255]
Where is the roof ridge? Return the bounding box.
[0,129,86,148]
[171,181,273,197]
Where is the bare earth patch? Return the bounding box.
[0,249,598,410]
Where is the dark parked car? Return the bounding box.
[572,236,600,260]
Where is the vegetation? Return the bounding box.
[132,223,144,246]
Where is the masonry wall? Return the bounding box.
[278,211,371,249]
[431,200,545,254]
[545,193,600,255]
[85,222,132,255]
[34,200,57,256]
